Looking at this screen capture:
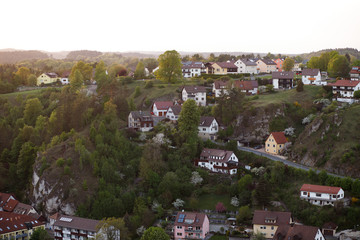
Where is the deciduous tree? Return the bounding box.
[328,55,351,78]
[282,58,295,71]
[156,50,182,83]
[134,61,145,79]
[96,217,130,240]
[140,227,169,240]
[23,98,43,126]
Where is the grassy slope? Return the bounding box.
[250,85,320,108]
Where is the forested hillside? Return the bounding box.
[0,50,49,64]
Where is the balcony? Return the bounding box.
[185,229,202,233]
[15,233,28,239]
[300,195,339,202]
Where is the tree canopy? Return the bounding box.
[283,58,295,71]
[140,227,169,240]
[156,50,182,83]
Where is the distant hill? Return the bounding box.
[66,50,103,60]
[300,48,360,60]
[0,50,49,64]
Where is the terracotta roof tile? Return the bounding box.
[174,211,207,227]
[270,132,287,144]
[153,101,173,110]
[300,184,342,195]
[275,224,320,240]
[0,212,44,234]
[328,80,360,87]
[3,199,19,212]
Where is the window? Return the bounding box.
[177,233,182,236]
[267,144,270,147]
[177,226,182,229]
[316,193,321,197]
[273,145,275,147]
[303,192,307,195]
[271,226,274,230]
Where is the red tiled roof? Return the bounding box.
[153,101,173,110]
[0,211,44,234]
[200,148,234,163]
[0,193,14,208]
[3,199,19,212]
[252,210,292,226]
[234,80,258,91]
[350,66,360,74]
[216,61,237,69]
[300,184,342,194]
[213,80,229,89]
[328,80,360,87]
[275,224,320,240]
[174,211,208,227]
[270,132,287,144]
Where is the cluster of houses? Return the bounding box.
[180,58,303,78]
[172,184,345,240]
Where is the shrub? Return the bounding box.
[134,86,141,98]
[144,80,153,89]
[56,158,65,167]
[64,166,71,175]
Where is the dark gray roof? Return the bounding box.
[241,59,257,66]
[259,59,276,65]
[272,71,294,79]
[53,214,99,232]
[183,86,206,93]
[302,68,320,76]
[199,116,216,127]
[168,105,182,115]
[130,111,153,121]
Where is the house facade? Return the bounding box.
[212,80,230,97]
[292,61,302,73]
[252,210,293,239]
[0,211,45,240]
[128,111,154,132]
[329,79,360,103]
[274,58,284,72]
[36,73,60,86]
[152,101,173,116]
[182,86,207,106]
[301,69,324,85]
[233,59,258,74]
[50,213,110,240]
[182,61,206,78]
[173,212,209,240]
[265,132,287,155]
[272,71,294,90]
[256,59,277,73]
[165,105,182,121]
[196,148,238,175]
[274,224,324,240]
[198,116,219,140]
[210,62,238,75]
[350,66,360,80]
[300,184,344,206]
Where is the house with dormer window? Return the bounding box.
[252,210,293,239]
[174,212,209,240]
[198,116,219,140]
[196,148,238,175]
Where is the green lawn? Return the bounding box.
[250,85,321,107]
[185,194,237,211]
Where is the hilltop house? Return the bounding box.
[165,105,182,121]
[350,66,360,80]
[252,210,293,239]
[234,80,258,95]
[128,111,154,132]
[328,79,360,103]
[212,80,230,97]
[256,59,277,73]
[300,184,344,206]
[272,71,294,90]
[274,224,325,240]
[302,69,323,85]
[207,61,238,75]
[182,61,206,78]
[173,212,209,240]
[0,193,41,220]
[233,59,258,74]
[196,148,238,175]
[274,58,285,72]
[198,116,219,140]
[0,212,45,240]
[152,101,173,116]
[265,132,288,155]
[37,72,60,86]
[182,86,207,106]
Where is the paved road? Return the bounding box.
[238,146,347,179]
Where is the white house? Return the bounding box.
[182,86,207,106]
[233,59,258,74]
[128,111,154,132]
[329,79,360,103]
[300,184,344,206]
[234,80,258,95]
[197,148,238,175]
[198,116,219,140]
[302,69,325,85]
[212,80,230,97]
[350,66,360,80]
[152,101,173,116]
[165,105,182,121]
[182,61,206,78]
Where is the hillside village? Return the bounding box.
[1,49,360,240]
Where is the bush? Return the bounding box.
[64,166,71,175]
[144,80,153,89]
[134,86,141,98]
[56,158,65,167]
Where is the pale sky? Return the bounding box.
[1,0,359,54]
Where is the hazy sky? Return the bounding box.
[1,0,359,54]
